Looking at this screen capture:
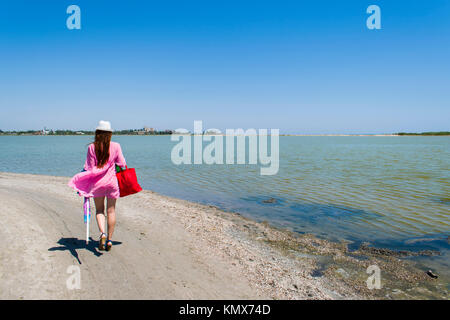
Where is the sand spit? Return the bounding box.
[0,172,447,299]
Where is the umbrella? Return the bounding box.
[83,197,91,244]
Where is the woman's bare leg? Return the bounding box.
[94,196,106,235]
[106,198,117,240]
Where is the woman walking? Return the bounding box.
[68,120,126,251]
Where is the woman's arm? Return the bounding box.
[83,144,97,171]
[115,143,127,168]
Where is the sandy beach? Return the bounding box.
[0,172,447,300]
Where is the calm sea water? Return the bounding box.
[1,135,449,275]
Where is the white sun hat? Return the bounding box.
[95,120,113,132]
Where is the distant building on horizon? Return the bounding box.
[143,126,154,133]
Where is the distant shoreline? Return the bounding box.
[281,134,399,136]
[1,131,449,137]
[1,133,450,137]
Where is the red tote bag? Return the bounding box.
[116,166,143,197]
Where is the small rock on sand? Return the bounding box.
[426,270,438,279]
[336,268,350,278]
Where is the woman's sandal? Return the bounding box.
[99,233,107,250]
[105,240,113,252]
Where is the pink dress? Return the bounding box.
[68,142,127,199]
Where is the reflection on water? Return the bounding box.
[1,135,449,244]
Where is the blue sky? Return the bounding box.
[1,0,449,134]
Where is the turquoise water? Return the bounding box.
[1,135,449,275]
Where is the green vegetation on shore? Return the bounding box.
[396,131,450,136]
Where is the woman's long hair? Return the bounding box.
[94,130,112,168]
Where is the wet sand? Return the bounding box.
[0,172,447,299]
